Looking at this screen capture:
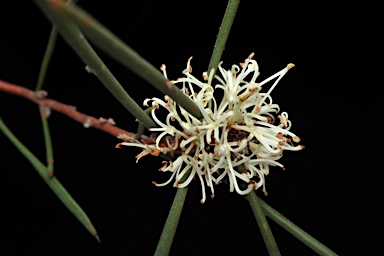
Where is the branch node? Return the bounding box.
[83,118,92,128]
[35,90,48,99]
[40,105,52,118]
[99,117,116,125]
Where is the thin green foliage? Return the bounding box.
[35,27,58,92]
[0,118,100,242]
[259,197,338,256]
[207,0,240,78]
[154,188,188,256]
[246,191,281,256]
[4,1,340,254]
[35,26,58,177]
[39,110,54,177]
[34,1,79,177]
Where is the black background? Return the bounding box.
[0,1,380,255]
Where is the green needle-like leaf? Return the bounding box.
[39,109,54,177]
[35,26,58,92]
[246,191,281,256]
[34,0,157,129]
[35,25,58,177]
[259,197,339,256]
[36,30,55,177]
[41,0,203,119]
[35,0,79,177]
[0,117,100,242]
[154,188,188,256]
[207,0,240,78]
[35,1,79,91]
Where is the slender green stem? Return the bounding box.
[34,0,156,129]
[154,188,187,256]
[42,0,203,120]
[259,198,339,256]
[246,191,281,256]
[207,0,240,77]
[0,117,99,242]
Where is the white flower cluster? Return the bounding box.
[119,53,303,203]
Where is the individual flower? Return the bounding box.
[117,53,304,203]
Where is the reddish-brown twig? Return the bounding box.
[0,80,154,143]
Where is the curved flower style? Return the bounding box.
[118,53,304,203]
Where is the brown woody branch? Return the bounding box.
[0,80,154,143]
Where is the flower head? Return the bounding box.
[118,53,304,203]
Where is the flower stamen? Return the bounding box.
[118,54,303,202]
